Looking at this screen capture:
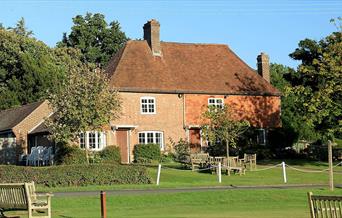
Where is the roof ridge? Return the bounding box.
[0,100,45,113]
[130,39,230,47]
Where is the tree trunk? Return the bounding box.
[226,140,229,160]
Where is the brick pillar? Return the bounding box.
[257,52,270,83]
[143,19,162,56]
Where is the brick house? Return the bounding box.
[0,19,281,165]
[104,19,281,163]
[0,100,53,164]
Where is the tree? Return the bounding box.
[201,105,250,159]
[46,62,121,147]
[57,13,128,67]
[8,17,33,37]
[0,28,70,109]
[288,18,341,141]
[270,63,318,144]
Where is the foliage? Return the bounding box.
[201,105,250,157]
[0,28,73,110]
[55,144,88,165]
[0,164,151,187]
[7,17,33,37]
[98,146,121,163]
[270,63,319,144]
[57,12,128,67]
[287,19,342,141]
[169,138,190,163]
[133,144,161,163]
[46,62,121,144]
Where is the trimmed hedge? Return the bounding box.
[98,146,121,163]
[0,164,151,187]
[134,144,161,163]
[55,145,88,165]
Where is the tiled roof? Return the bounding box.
[0,101,45,132]
[106,40,281,96]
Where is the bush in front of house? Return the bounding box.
[0,164,152,187]
[134,143,161,163]
[171,138,190,163]
[98,146,121,163]
[55,144,88,165]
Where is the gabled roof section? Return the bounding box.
[0,101,45,132]
[106,40,281,96]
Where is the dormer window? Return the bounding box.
[208,98,224,108]
[141,97,156,114]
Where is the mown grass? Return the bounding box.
[7,188,342,218]
[37,160,342,192]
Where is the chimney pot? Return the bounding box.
[143,19,161,56]
[257,52,270,83]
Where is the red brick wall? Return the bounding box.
[185,94,281,128]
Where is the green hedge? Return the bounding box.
[98,146,121,163]
[134,144,161,163]
[55,145,88,165]
[0,164,151,187]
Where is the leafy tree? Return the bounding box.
[270,63,318,144]
[0,28,71,109]
[46,62,121,146]
[201,105,250,159]
[287,19,342,141]
[58,13,128,67]
[8,17,33,37]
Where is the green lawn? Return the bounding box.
[38,160,342,192]
[7,188,342,218]
[6,161,342,218]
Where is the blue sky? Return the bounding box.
[0,0,341,69]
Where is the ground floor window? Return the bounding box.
[79,131,106,151]
[138,131,164,150]
[256,129,266,145]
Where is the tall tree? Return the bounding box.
[8,17,33,37]
[270,63,318,143]
[0,28,78,110]
[288,18,342,141]
[201,105,250,159]
[58,13,128,67]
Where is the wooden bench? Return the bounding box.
[0,182,53,218]
[190,153,209,171]
[308,192,342,218]
[238,153,257,170]
[223,156,245,176]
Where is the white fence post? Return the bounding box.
[218,162,222,183]
[282,161,287,183]
[156,164,161,186]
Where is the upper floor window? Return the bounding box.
[141,97,156,114]
[208,98,224,109]
[79,131,106,151]
[138,131,164,150]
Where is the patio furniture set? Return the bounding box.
[190,153,256,175]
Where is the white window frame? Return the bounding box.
[138,131,164,150]
[140,96,156,114]
[79,131,106,151]
[208,98,224,108]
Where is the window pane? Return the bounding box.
[209,99,215,104]
[139,133,145,144]
[147,133,153,143]
[89,132,96,149]
[148,104,154,113]
[155,133,161,145]
[142,99,147,103]
[80,132,85,149]
[148,99,154,103]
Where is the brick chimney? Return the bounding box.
[257,52,270,83]
[143,19,161,56]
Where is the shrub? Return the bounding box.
[0,164,152,187]
[171,138,190,163]
[55,145,88,165]
[98,146,121,163]
[133,144,160,163]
